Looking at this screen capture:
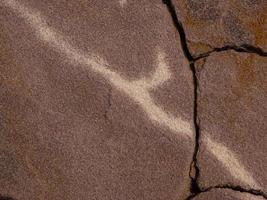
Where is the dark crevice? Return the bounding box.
[162,0,200,196]
[193,44,267,61]
[186,185,267,200]
[188,62,201,195]
[0,195,16,200]
[162,0,193,62]
[104,87,112,121]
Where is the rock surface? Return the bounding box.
[191,189,266,200]
[196,51,267,193]
[0,0,194,199]
[0,0,267,200]
[173,0,267,56]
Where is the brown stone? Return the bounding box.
[196,51,267,192]
[0,0,194,199]
[173,0,267,56]
[191,189,266,200]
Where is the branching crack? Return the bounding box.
[162,0,267,199]
[162,0,200,195]
[186,184,267,200]
[193,44,267,61]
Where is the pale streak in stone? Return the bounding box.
[1,0,259,189]
[119,0,127,7]
[204,136,258,188]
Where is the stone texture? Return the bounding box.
[191,189,266,200]
[196,51,267,192]
[0,0,194,199]
[1,0,266,199]
[173,0,267,56]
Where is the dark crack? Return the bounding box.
[0,195,16,200]
[188,61,201,195]
[162,0,267,199]
[104,87,112,121]
[162,0,201,195]
[193,44,267,61]
[186,184,267,200]
[162,0,193,62]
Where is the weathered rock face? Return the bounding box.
[1,0,267,199]
[191,189,266,200]
[173,0,267,56]
[196,51,267,192]
[0,0,194,199]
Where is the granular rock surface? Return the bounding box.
[0,0,194,199]
[195,51,267,194]
[0,0,266,200]
[173,0,267,56]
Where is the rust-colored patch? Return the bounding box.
[247,12,267,47]
[236,54,255,89]
[231,54,255,106]
[221,53,257,127]
[234,0,267,47]
[184,13,226,47]
[187,40,213,56]
[184,13,207,28]
[194,57,206,71]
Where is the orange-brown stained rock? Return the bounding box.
[191,189,266,200]
[173,0,267,56]
[0,0,194,199]
[196,51,267,192]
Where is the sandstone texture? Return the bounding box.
[196,51,267,193]
[0,0,267,200]
[173,0,267,56]
[0,0,194,199]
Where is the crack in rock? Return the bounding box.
[188,62,201,194]
[0,195,16,200]
[185,184,267,200]
[194,44,267,61]
[162,0,200,195]
[162,0,267,199]
[162,0,193,62]
[104,87,112,121]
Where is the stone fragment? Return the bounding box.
[0,0,194,199]
[173,0,267,56]
[196,51,267,192]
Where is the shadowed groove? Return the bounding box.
[0,195,16,200]
[186,184,267,199]
[193,44,267,61]
[161,0,201,194]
